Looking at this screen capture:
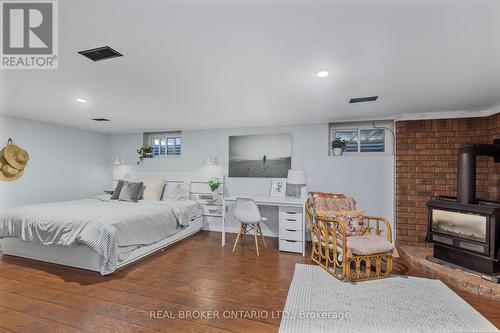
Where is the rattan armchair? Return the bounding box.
[306,193,396,282]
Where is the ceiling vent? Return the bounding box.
[92,118,110,122]
[349,96,379,104]
[78,46,123,62]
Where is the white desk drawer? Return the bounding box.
[279,212,302,221]
[279,239,302,253]
[279,228,302,241]
[280,218,302,231]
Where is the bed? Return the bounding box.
[0,171,220,275]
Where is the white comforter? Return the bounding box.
[0,199,200,274]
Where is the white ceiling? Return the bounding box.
[1,0,500,133]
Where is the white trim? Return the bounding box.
[393,109,495,121]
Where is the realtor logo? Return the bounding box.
[1,0,58,69]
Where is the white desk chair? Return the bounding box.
[232,198,267,256]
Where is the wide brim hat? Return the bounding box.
[3,144,30,170]
[0,158,24,181]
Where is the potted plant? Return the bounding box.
[137,146,153,165]
[207,177,221,193]
[331,138,347,156]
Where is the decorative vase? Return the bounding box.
[333,148,343,156]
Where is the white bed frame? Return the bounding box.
[1,171,223,275]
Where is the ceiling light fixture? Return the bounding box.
[76,98,87,103]
[316,71,329,78]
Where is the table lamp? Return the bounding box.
[287,169,306,198]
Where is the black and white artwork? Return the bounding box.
[229,134,292,178]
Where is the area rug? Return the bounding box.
[279,264,498,333]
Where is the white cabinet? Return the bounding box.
[278,206,303,253]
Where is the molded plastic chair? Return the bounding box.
[232,198,267,256]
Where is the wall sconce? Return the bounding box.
[114,156,124,165]
[204,156,218,165]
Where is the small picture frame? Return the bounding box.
[270,178,287,197]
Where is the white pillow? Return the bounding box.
[141,179,165,201]
[123,174,165,201]
[162,182,190,201]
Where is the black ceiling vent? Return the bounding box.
[92,118,110,122]
[349,96,379,104]
[78,46,123,62]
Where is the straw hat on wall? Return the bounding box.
[0,139,29,182]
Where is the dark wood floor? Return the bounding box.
[0,231,498,333]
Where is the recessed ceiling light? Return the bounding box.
[76,98,87,103]
[316,71,329,78]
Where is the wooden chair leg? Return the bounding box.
[241,224,246,245]
[258,224,266,248]
[253,225,260,256]
[232,225,243,253]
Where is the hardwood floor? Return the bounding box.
[0,231,498,333]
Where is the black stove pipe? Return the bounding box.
[457,140,500,204]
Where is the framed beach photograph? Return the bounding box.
[228,134,292,178]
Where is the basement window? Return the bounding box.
[329,121,393,155]
[143,131,182,156]
[334,130,358,152]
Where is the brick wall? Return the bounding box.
[395,113,500,247]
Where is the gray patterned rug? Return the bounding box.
[279,264,498,333]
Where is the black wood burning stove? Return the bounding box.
[426,140,500,276]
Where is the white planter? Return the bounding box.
[332,148,344,156]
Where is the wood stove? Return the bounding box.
[426,140,500,276]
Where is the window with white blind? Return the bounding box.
[143,131,182,156]
[329,121,394,155]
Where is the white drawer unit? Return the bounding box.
[279,239,303,253]
[278,205,304,253]
[191,189,224,226]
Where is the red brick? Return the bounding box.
[396,113,499,245]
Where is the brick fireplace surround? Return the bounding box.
[396,112,500,248]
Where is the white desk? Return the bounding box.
[222,195,307,256]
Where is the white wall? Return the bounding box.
[108,123,395,237]
[0,115,109,213]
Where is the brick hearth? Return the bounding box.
[399,246,500,302]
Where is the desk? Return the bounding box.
[222,195,307,256]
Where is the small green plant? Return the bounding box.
[137,146,153,165]
[207,177,221,192]
[331,138,347,149]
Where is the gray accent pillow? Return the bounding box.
[110,180,124,200]
[118,181,144,202]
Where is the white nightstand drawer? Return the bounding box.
[200,205,222,216]
[279,228,302,241]
[279,239,303,253]
[280,218,302,231]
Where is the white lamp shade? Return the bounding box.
[287,169,306,185]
